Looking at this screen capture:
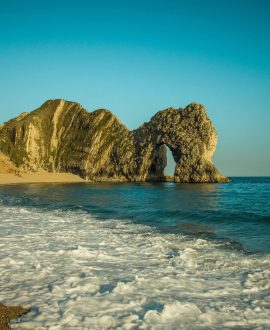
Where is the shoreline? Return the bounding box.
[0,173,232,185]
[0,173,86,185]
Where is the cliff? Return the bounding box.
[0,99,228,183]
[0,151,19,174]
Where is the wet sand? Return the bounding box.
[0,173,85,185]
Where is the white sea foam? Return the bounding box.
[0,203,270,329]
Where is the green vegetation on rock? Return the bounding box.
[0,99,228,183]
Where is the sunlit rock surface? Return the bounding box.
[0,99,228,182]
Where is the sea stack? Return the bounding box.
[0,99,228,183]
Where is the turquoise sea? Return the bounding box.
[0,177,270,329]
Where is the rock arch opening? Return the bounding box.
[163,145,176,178]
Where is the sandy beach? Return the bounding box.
[0,172,85,185]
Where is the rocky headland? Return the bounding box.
[0,99,228,183]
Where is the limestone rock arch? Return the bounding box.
[0,99,228,183]
[140,102,228,182]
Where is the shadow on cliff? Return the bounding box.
[0,99,229,183]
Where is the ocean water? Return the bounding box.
[0,177,270,329]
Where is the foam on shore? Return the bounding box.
[0,202,270,329]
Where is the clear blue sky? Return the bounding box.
[0,0,269,176]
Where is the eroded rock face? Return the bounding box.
[0,151,19,173]
[0,99,228,182]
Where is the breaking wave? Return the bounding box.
[1,200,270,329]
